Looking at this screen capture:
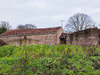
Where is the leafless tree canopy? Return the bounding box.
[17,24,37,29]
[65,13,95,32]
[17,25,25,29]
[0,21,11,30]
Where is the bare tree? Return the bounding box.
[24,24,36,29]
[65,13,95,32]
[0,21,11,30]
[17,25,25,29]
[0,21,12,34]
[17,24,37,29]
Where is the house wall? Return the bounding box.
[0,36,24,46]
[26,33,57,45]
[0,40,7,46]
[0,33,58,46]
[56,28,63,44]
[67,28,100,46]
[0,27,63,46]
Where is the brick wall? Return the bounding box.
[26,33,57,45]
[56,27,63,44]
[0,27,63,46]
[0,36,24,46]
[67,28,100,46]
[0,32,61,46]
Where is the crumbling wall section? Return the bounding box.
[67,28,100,46]
[56,28,63,44]
[0,33,57,46]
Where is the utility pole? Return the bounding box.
[61,20,65,30]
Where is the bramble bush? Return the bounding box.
[0,44,100,75]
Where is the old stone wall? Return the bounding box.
[26,33,57,45]
[0,33,58,46]
[0,27,63,46]
[56,27,63,44]
[0,36,24,46]
[0,39,7,46]
[67,28,100,46]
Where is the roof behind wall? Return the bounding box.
[0,27,62,37]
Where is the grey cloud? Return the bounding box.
[0,0,100,29]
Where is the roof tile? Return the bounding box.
[0,27,61,36]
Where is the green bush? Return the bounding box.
[0,45,99,75]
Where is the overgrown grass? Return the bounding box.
[0,44,100,75]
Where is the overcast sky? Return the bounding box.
[0,0,100,29]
